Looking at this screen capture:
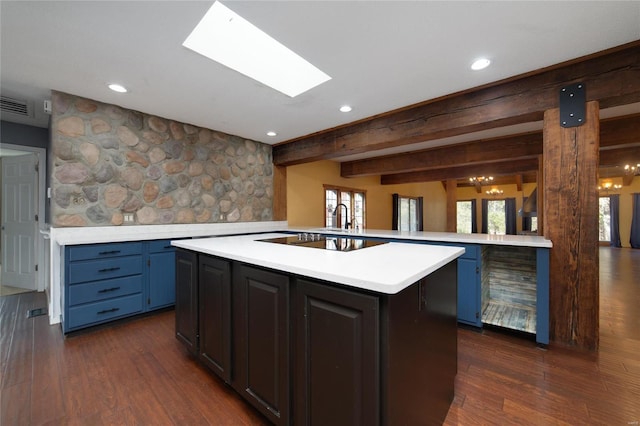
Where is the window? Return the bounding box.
[599,196,611,242]
[457,200,473,233]
[397,196,421,231]
[487,199,506,235]
[325,186,366,229]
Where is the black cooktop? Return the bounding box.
[258,235,386,252]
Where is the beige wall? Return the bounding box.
[286,160,447,231]
[286,161,640,243]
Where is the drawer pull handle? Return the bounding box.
[97,307,120,315]
[98,286,121,293]
[98,250,121,255]
[163,245,172,249]
[98,267,121,273]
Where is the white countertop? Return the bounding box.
[49,221,288,245]
[172,233,464,294]
[49,221,551,249]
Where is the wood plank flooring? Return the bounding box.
[1,247,638,425]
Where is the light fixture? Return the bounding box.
[108,83,128,93]
[624,163,640,176]
[471,58,491,71]
[485,187,504,196]
[469,176,494,185]
[183,1,331,98]
[339,105,352,113]
[598,181,622,193]
[266,131,277,137]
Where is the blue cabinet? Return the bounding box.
[63,239,176,333]
[148,240,176,310]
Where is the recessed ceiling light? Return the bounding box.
[339,105,352,113]
[108,83,128,93]
[471,58,491,71]
[183,1,331,98]
[266,131,277,137]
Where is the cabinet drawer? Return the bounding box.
[148,239,175,253]
[68,256,142,285]
[67,293,143,330]
[67,275,143,306]
[68,242,143,262]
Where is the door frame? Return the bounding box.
[1,143,47,292]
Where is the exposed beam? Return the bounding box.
[381,158,539,185]
[342,132,542,177]
[383,145,639,186]
[342,114,639,178]
[274,41,640,166]
[599,145,640,166]
[515,174,523,192]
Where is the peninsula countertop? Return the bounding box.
[172,233,464,294]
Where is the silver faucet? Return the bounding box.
[333,203,350,229]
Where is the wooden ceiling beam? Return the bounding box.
[273,41,640,166]
[381,158,539,185]
[384,145,639,185]
[342,113,639,178]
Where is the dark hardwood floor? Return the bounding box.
[1,247,638,425]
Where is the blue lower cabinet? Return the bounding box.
[148,246,176,310]
[457,257,481,326]
[67,293,144,330]
[63,240,176,333]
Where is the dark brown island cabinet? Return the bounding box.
[175,248,458,426]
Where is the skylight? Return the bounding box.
[183,1,331,98]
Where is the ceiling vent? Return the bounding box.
[0,95,32,117]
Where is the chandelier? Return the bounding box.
[485,187,504,196]
[624,163,640,176]
[598,181,622,193]
[469,176,494,185]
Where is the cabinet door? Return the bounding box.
[458,257,480,326]
[175,249,198,354]
[233,264,290,426]
[148,251,176,310]
[198,256,232,383]
[295,279,379,426]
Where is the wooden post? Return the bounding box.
[446,179,457,232]
[537,155,544,236]
[543,101,599,350]
[273,165,287,221]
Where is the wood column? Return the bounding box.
[273,165,287,221]
[537,155,544,236]
[543,101,599,350]
[446,179,457,232]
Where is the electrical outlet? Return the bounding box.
[123,213,134,223]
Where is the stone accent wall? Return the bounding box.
[50,91,273,227]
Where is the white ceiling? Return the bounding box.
[1,1,639,154]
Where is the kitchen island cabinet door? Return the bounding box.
[295,279,379,426]
[198,255,232,383]
[233,264,290,426]
[175,249,198,354]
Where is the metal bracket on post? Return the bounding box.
[559,83,586,128]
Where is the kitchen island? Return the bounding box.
[172,233,464,426]
[291,227,553,345]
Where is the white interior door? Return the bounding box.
[1,153,37,290]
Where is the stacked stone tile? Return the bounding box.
[51,91,273,227]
